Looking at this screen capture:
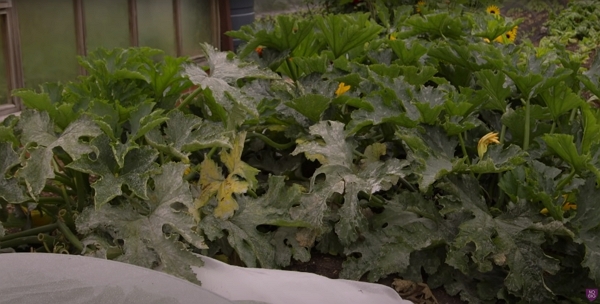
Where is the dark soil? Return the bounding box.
[284,251,459,304]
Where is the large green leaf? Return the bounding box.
[112,101,168,168]
[0,143,29,203]
[145,110,231,163]
[389,38,428,66]
[13,85,78,129]
[474,69,512,113]
[440,175,560,302]
[198,175,311,268]
[77,162,206,283]
[292,121,355,167]
[229,15,317,58]
[67,135,160,207]
[428,42,502,72]
[340,192,446,282]
[405,12,465,39]
[542,134,589,173]
[0,116,19,146]
[184,44,280,123]
[396,126,458,192]
[503,53,572,100]
[539,81,584,121]
[285,94,331,123]
[470,144,527,174]
[293,121,408,245]
[16,110,102,199]
[347,94,419,135]
[315,13,382,59]
[573,178,600,283]
[578,50,600,99]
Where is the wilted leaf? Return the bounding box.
[194,133,258,220]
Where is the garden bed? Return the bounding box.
[2,1,600,303]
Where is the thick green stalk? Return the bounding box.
[207,146,218,159]
[0,223,59,242]
[499,124,507,144]
[53,174,76,189]
[247,132,295,150]
[0,236,44,248]
[73,171,90,211]
[523,98,531,150]
[57,220,84,253]
[358,191,385,207]
[458,132,471,165]
[173,86,203,112]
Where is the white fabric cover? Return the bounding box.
[193,255,413,304]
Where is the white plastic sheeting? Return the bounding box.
[0,253,413,304]
[193,255,413,304]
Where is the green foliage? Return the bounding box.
[2,3,600,303]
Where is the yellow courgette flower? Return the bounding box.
[416,1,426,13]
[477,132,500,158]
[486,5,500,16]
[335,82,351,97]
[540,202,577,215]
[21,206,53,227]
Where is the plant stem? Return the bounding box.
[499,124,507,144]
[173,86,203,112]
[0,223,59,242]
[523,98,531,150]
[556,169,576,192]
[57,220,84,253]
[247,189,258,199]
[207,146,218,159]
[569,107,578,123]
[73,171,89,211]
[550,121,556,134]
[247,132,295,150]
[358,191,385,207]
[53,174,76,189]
[0,236,44,248]
[458,132,471,165]
[353,150,365,158]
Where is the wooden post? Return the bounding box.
[219,0,233,51]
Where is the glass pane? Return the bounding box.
[15,0,79,88]
[137,0,176,55]
[0,16,8,105]
[180,0,214,56]
[83,0,130,52]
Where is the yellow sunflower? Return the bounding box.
[504,27,517,43]
[486,5,500,16]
